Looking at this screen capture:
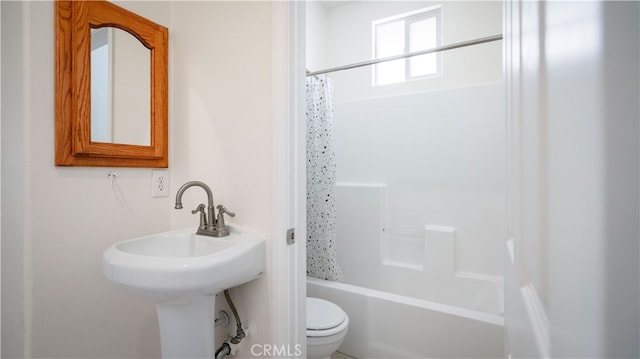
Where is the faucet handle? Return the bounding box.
[216,204,235,218]
[215,205,234,237]
[191,203,207,230]
[191,203,206,215]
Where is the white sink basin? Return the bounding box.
[104,225,266,358]
[103,225,265,303]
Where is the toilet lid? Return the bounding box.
[306,297,346,330]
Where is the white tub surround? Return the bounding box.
[308,277,503,358]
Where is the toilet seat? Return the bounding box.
[306,297,348,337]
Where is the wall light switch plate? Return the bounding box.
[152,170,169,197]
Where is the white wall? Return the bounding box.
[2,1,277,358]
[168,2,273,357]
[309,1,502,102]
[504,1,639,357]
[0,2,3,355]
[305,1,327,73]
[1,2,24,357]
[2,2,170,357]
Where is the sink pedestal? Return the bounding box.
[156,295,216,358]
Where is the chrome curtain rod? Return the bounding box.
[306,34,503,77]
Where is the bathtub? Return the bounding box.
[307,276,504,358]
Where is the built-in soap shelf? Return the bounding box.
[382,225,456,275]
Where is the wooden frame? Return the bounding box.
[55,0,168,167]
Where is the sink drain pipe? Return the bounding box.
[214,290,246,359]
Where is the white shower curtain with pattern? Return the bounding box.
[306,76,343,281]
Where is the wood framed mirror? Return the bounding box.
[55,0,168,167]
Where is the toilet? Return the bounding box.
[306,297,349,359]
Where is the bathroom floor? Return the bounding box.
[332,352,356,359]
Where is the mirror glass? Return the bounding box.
[91,27,151,146]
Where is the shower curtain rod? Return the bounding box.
[306,34,502,77]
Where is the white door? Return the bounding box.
[504,1,639,357]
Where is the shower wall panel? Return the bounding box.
[334,83,505,279]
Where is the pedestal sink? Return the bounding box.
[103,225,265,358]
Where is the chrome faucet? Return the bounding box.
[174,181,235,237]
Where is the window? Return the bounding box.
[372,7,441,86]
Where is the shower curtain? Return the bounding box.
[306,76,343,281]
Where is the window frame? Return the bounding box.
[372,6,442,86]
